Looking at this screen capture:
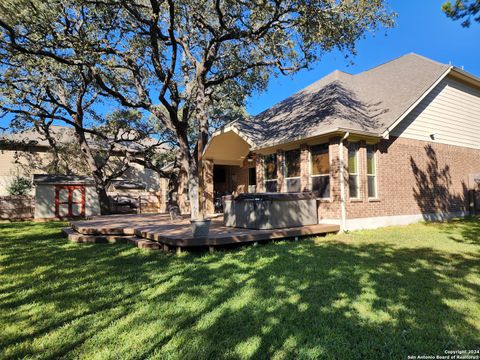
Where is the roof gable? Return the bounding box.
[230,53,452,149]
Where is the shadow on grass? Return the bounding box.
[427,216,480,245]
[0,221,479,359]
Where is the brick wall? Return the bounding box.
[317,138,342,220]
[344,136,480,219]
[300,144,310,191]
[230,165,249,194]
[276,149,285,192]
[255,154,265,192]
[252,136,480,221]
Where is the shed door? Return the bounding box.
[55,185,85,218]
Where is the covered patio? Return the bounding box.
[203,126,256,214]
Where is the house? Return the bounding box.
[203,53,480,230]
[0,125,170,215]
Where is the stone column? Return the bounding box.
[255,154,265,192]
[276,149,285,192]
[203,159,214,214]
[300,143,310,192]
[329,137,341,204]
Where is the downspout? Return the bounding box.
[339,132,350,231]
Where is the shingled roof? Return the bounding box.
[227,53,451,149]
[0,125,165,153]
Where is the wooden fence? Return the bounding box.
[109,193,166,215]
[0,195,34,220]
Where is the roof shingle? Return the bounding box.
[231,53,450,149]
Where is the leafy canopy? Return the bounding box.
[442,0,480,27]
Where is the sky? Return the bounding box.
[1,1,478,131]
[246,0,480,116]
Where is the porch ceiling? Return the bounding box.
[204,130,251,166]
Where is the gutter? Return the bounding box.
[339,132,350,231]
[250,127,382,152]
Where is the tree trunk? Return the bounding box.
[72,121,111,215]
[165,158,182,220]
[176,124,200,220]
[93,177,111,215]
[188,159,200,219]
[195,79,209,219]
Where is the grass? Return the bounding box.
[0,218,479,359]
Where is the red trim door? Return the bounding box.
[55,185,86,218]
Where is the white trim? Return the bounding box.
[347,145,360,199]
[204,124,256,156]
[366,144,378,199]
[382,67,453,138]
[264,179,277,192]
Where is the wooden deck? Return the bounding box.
[69,214,340,249]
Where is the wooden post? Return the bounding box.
[176,246,182,255]
[163,244,169,253]
[209,245,214,254]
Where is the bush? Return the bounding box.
[7,176,32,195]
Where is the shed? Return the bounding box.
[33,174,100,220]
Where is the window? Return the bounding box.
[310,143,330,198]
[284,149,301,192]
[366,144,377,198]
[264,153,277,192]
[348,144,359,199]
[248,167,256,193]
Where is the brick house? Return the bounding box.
[203,53,480,230]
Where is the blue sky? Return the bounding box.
[246,0,480,115]
[1,1,478,131]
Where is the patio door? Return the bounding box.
[55,185,85,218]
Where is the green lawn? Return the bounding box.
[0,219,479,359]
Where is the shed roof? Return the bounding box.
[32,174,95,185]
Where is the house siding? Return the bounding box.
[391,76,480,150]
[0,149,51,195]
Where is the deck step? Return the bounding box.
[62,227,135,244]
[70,223,129,236]
[127,237,161,250]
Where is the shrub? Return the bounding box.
[7,176,32,195]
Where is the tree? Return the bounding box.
[7,176,32,196]
[0,0,395,219]
[442,0,480,27]
[89,0,395,219]
[0,52,169,214]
